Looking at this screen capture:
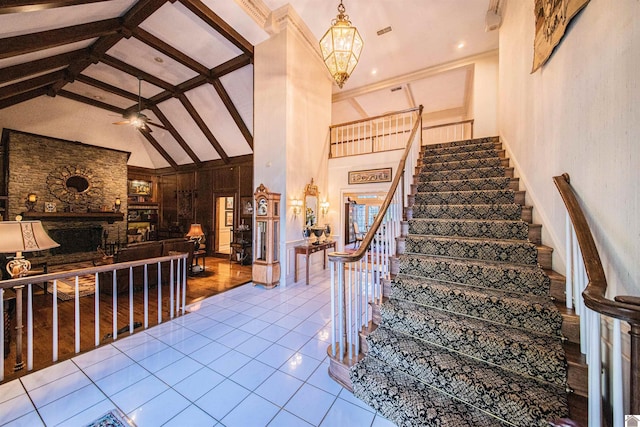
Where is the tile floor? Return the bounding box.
[0,270,393,427]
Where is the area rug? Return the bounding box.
[47,261,96,301]
[85,409,134,427]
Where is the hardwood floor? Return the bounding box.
[1,257,252,383]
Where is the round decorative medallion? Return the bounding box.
[46,165,103,210]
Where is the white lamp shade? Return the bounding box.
[0,221,60,253]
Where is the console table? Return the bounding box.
[294,241,336,285]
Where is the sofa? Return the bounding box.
[99,238,195,295]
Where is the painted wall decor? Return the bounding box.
[532,0,590,72]
[348,168,392,185]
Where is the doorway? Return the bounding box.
[344,192,385,246]
[214,195,234,256]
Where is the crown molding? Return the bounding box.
[234,0,271,29]
[332,49,499,103]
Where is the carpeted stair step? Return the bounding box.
[409,203,525,221]
[404,235,539,265]
[408,218,530,241]
[350,355,510,427]
[379,298,567,385]
[414,165,513,182]
[390,276,563,336]
[423,136,500,151]
[396,255,551,296]
[420,141,500,157]
[364,326,569,426]
[414,176,517,193]
[413,189,524,205]
[418,148,505,165]
[419,156,508,172]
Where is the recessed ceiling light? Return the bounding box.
[457,42,465,49]
[154,57,164,63]
[371,69,378,75]
[92,95,104,100]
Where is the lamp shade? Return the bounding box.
[185,224,204,238]
[0,221,60,253]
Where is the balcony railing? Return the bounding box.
[422,119,474,146]
[0,253,188,381]
[329,108,421,158]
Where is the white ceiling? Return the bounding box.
[0,0,499,169]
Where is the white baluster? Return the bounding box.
[112,270,117,340]
[74,276,80,353]
[0,288,3,381]
[330,262,336,358]
[94,273,100,347]
[28,283,33,370]
[53,280,58,361]
[157,261,162,324]
[587,308,602,426]
[612,318,623,427]
[144,264,149,329]
[565,213,573,309]
[128,267,134,335]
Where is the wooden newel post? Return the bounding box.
[631,323,640,414]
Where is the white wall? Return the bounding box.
[499,0,640,299]
[254,6,333,286]
[499,1,639,414]
[471,53,499,138]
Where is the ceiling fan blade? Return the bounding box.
[113,120,131,125]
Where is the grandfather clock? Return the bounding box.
[252,184,281,289]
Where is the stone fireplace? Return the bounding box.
[5,130,129,263]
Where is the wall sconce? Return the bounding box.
[292,198,302,217]
[114,197,122,213]
[320,201,330,217]
[25,193,37,212]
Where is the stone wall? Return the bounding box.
[6,130,129,264]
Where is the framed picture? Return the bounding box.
[241,197,253,215]
[225,211,234,227]
[348,168,392,185]
[128,179,152,196]
[225,197,234,210]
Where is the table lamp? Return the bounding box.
[0,218,60,278]
[185,223,205,251]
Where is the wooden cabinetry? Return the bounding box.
[127,203,159,243]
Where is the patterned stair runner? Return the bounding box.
[349,136,569,426]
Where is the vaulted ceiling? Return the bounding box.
[0,0,499,170]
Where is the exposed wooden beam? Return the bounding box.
[178,93,229,163]
[178,0,253,56]
[0,0,107,14]
[101,54,175,93]
[151,105,202,167]
[148,54,251,105]
[0,18,121,60]
[210,78,252,150]
[75,74,141,103]
[0,49,86,85]
[0,87,48,110]
[138,127,178,170]
[0,70,67,101]
[132,27,209,76]
[49,0,169,93]
[57,89,126,114]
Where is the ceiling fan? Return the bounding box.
[112,77,164,132]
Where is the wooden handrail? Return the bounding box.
[329,106,421,130]
[553,173,640,323]
[422,118,474,131]
[553,173,640,413]
[329,105,423,264]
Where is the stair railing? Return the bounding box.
[329,107,420,158]
[422,119,474,146]
[554,173,640,426]
[0,253,188,382]
[326,105,423,386]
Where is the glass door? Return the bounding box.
[214,195,234,255]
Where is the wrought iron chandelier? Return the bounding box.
[319,1,363,89]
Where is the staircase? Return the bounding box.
[347,136,586,426]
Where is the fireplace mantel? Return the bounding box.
[21,211,124,224]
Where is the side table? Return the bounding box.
[294,241,337,285]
